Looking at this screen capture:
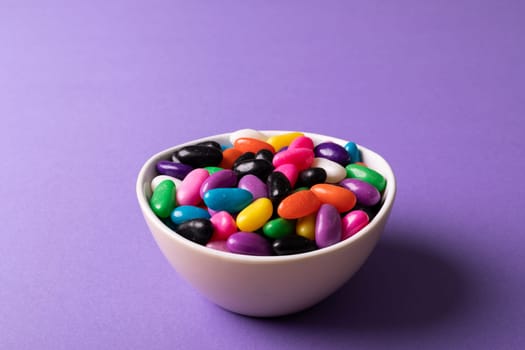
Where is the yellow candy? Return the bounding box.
[296,213,316,240]
[266,132,304,152]
[236,198,273,232]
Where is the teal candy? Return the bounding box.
[203,188,253,213]
[171,205,211,225]
[344,141,361,163]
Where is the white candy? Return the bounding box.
[151,175,182,192]
[229,128,268,144]
[311,157,347,183]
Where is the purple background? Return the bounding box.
[2,1,524,349]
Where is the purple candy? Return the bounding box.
[227,232,272,256]
[314,142,351,166]
[199,169,238,198]
[156,160,193,179]
[315,204,342,248]
[237,174,268,200]
[339,178,381,207]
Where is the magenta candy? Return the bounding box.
[227,232,272,256]
[339,178,381,207]
[237,174,268,200]
[288,135,314,150]
[156,160,193,179]
[272,148,314,171]
[273,163,299,187]
[177,168,209,206]
[315,204,342,248]
[199,169,238,198]
[210,211,237,241]
[342,210,369,240]
[314,142,351,166]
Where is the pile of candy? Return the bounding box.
[149,129,386,256]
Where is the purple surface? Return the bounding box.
[1,1,524,349]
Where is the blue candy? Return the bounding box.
[171,205,211,225]
[203,188,253,213]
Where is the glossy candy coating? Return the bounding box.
[171,205,211,225]
[344,141,361,163]
[345,164,386,192]
[272,148,314,171]
[296,167,327,188]
[266,132,303,151]
[273,163,299,187]
[311,157,347,183]
[210,211,238,241]
[262,218,295,239]
[273,234,318,255]
[236,198,273,232]
[151,175,182,192]
[315,204,342,248]
[203,188,253,213]
[277,190,321,219]
[156,160,193,179]
[288,135,314,150]
[339,178,381,207]
[314,142,351,166]
[177,168,209,206]
[227,232,272,256]
[219,147,242,169]
[176,218,213,245]
[234,137,275,154]
[296,213,316,240]
[199,169,237,198]
[310,183,357,213]
[233,159,274,181]
[229,128,267,144]
[254,149,274,164]
[342,210,369,240]
[267,172,292,205]
[237,174,267,200]
[149,180,176,218]
[232,152,255,168]
[173,145,223,168]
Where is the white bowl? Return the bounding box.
[136,131,396,317]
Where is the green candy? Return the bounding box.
[149,180,176,218]
[204,166,223,175]
[263,218,295,239]
[345,164,386,192]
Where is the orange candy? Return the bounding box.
[310,184,356,213]
[233,137,275,154]
[277,190,321,219]
[219,147,243,169]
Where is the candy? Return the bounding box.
[149,180,176,218]
[314,142,351,166]
[237,174,268,200]
[342,210,369,240]
[203,188,253,213]
[210,211,237,241]
[227,232,272,256]
[273,234,318,255]
[236,197,273,232]
[176,168,209,206]
[199,169,237,198]
[171,205,211,225]
[148,129,387,256]
[277,189,321,219]
[156,160,192,179]
[345,163,386,192]
[310,157,347,183]
[315,204,342,248]
[173,145,223,168]
[310,183,356,213]
[234,137,275,154]
[267,172,292,205]
[339,178,380,207]
[263,218,295,239]
[176,218,213,245]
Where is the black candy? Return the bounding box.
[296,167,327,188]
[233,159,274,181]
[176,218,214,245]
[233,152,255,168]
[273,234,318,255]
[173,145,223,168]
[196,140,222,150]
[267,171,292,205]
[255,149,274,163]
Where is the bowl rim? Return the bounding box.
[136,130,396,264]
